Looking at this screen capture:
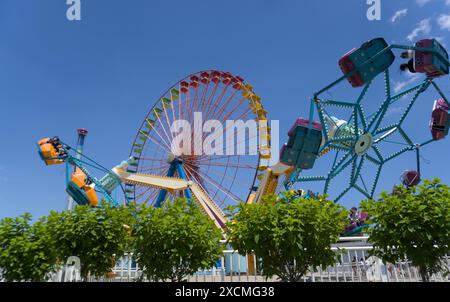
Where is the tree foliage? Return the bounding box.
[46,202,135,279]
[226,193,348,282]
[133,198,223,282]
[0,213,57,281]
[361,178,450,281]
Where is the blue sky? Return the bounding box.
[1,0,450,219]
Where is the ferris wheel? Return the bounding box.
[125,70,271,211]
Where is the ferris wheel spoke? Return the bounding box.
[200,162,256,169]
[209,149,232,202]
[194,154,246,163]
[202,130,260,157]
[195,81,211,114]
[184,85,191,123]
[184,166,207,191]
[142,132,172,153]
[334,185,352,203]
[203,82,220,118]
[168,90,180,150]
[193,103,252,154]
[370,163,383,197]
[431,81,450,105]
[187,86,199,123]
[135,186,153,200]
[331,154,355,179]
[187,82,212,150]
[331,152,352,173]
[398,81,431,127]
[185,162,228,206]
[384,146,411,162]
[366,154,382,165]
[161,101,175,143]
[185,164,242,203]
[138,166,169,177]
[196,170,242,203]
[153,113,175,149]
[353,183,371,199]
[378,139,410,147]
[195,99,251,151]
[197,83,230,149]
[204,83,230,121]
[140,164,170,172]
[351,157,365,184]
[210,89,239,121]
[222,98,247,121]
[135,186,154,198]
[224,154,243,206]
[204,167,251,190]
[144,189,159,205]
[183,164,218,200]
[358,174,369,194]
[177,84,183,123]
[139,157,169,162]
[211,93,244,126]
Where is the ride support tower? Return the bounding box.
[67,128,89,210]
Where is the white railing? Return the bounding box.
[46,237,450,282]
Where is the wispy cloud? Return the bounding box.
[438,13,450,31]
[407,19,431,41]
[391,9,408,23]
[393,73,422,93]
[416,0,431,6]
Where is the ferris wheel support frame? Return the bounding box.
[154,159,193,207]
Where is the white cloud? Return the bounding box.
[407,19,431,41]
[393,73,422,93]
[446,0,450,5]
[416,0,431,6]
[391,9,408,23]
[438,13,450,31]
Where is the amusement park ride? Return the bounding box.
[38,37,450,235]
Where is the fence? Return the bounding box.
[47,237,450,282]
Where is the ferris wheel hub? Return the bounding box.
[167,152,178,163]
[354,133,373,156]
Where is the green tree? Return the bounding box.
[226,193,348,282]
[46,202,135,280]
[0,213,57,281]
[361,178,450,282]
[133,198,223,282]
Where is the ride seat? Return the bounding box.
[37,138,64,166]
[280,118,323,170]
[430,99,449,140]
[339,38,395,88]
[415,39,449,77]
[401,170,420,187]
[66,168,99,206]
